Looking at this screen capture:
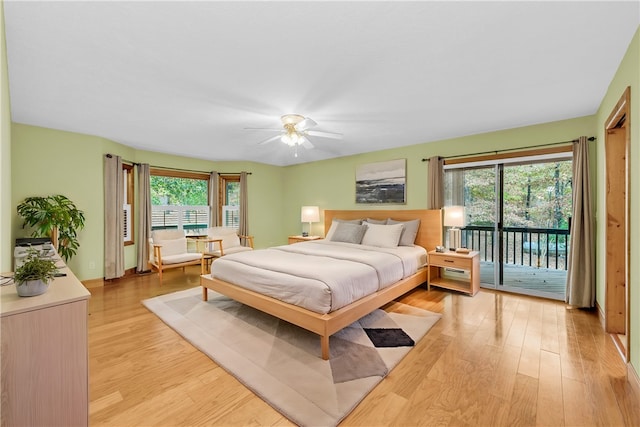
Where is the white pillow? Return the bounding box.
[220,234,240,249]
[361,223,404,248]
[155,237,187,256]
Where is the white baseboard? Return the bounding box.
[629,363,640,395]
[595,299,605,329]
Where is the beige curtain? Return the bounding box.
[104,154,125,279]
[136,163,151,273]
[566,136,595,307]
[209,171,219,226]
[239,172,249,246]
[427,156,443,209]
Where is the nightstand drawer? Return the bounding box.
[429,253,468,269]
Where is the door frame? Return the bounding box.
[444,149,573,300]
[604,86,631,362]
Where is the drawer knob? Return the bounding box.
[444,260,454,263]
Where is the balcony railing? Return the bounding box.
[461,226,570,270]
[151,206,209,235]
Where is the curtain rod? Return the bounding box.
[105,153,137,165]
[150,166,252,175]
[420,136,596,162]
[104,154,252,175]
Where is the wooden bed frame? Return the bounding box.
[200,209,443,360]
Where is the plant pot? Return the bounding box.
[16,279,50,297]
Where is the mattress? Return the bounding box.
[209,240,427,314]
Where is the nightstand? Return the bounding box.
[427,250,480,296]
[288,235,322,244]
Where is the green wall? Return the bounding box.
[10,124,285,280]
[11,115,596,282]
[1,0,12,272]
[595,27,639,377]
[282,115,596,237]
[129,149,286,249]
[11,124,133,278]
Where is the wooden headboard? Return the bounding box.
[323,209,443,251]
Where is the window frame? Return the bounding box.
[123,163,134,246]
[150,168,210,235]
[218,174,240,228]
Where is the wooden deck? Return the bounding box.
[479,262,567,299]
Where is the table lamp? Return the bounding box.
[444,205,465,251]
[300,206,320,237]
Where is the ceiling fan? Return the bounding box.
[246,114,343,155]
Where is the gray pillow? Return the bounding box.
[330,222,368,244]
[335,218,363,224]
[325,218,363,240]
[387,218,421,246]
[366,218,387,225]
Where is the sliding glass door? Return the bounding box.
[444,165,498,287]
[500,161,571,298]
[444,153,572,300]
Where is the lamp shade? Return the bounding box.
[444,206,465,228]
[301,206,320,223]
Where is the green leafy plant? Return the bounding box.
[17,195,86,261]
[14,249,58,284]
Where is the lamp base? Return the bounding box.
[448,228,461,251]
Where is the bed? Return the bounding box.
[200,209,443,359]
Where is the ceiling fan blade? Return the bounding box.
[300,136,314,149]
[244,127,281,132]
[258,134,283,145]
[295,117,317,131]
[306,130,343,140]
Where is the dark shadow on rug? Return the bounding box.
[364,328,415,348]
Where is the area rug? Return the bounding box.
[142,287,441,427]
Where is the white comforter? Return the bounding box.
[209,240,427,314]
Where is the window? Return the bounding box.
[443,147,572,300]
[150,169,209,236]
[219,174,240,229]
[123,164,134,245]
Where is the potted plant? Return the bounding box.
[14,249,59,297]
[16,195,86,262]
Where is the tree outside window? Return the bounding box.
[150,172,209,235]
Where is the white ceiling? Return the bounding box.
[4,1,639,166]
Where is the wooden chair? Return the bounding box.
[148,230,204,282]
[197,227,254,273]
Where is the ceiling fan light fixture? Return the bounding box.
[281,131,300,146]
[282,122,303,146]
[252,113,340,154]
[281,114,305,125]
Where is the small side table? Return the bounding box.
[201,254,216,274]
[288,235,322,244]
[427,250,480,296]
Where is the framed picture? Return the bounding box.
[356,159,406,204]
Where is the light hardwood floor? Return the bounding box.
[87,266,640,426]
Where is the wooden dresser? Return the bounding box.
[1,262,90,426]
